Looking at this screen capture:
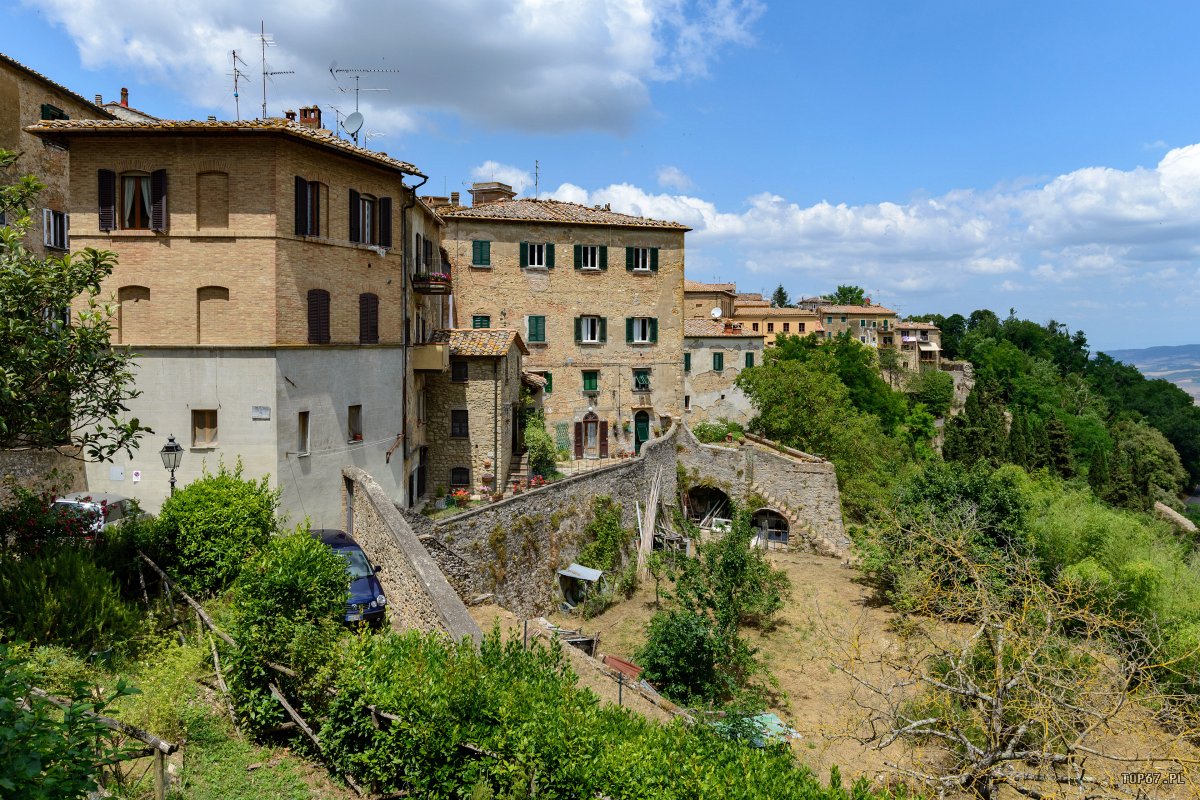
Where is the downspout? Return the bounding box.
[494,360,500,490]
[399,172,428,506]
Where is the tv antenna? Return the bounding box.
[329,62,400,111]
[258,21,294,119]
[534,159,539,198]
[228,49,249,121]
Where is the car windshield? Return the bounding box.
[339,548,374,580]
[54,502,100,524]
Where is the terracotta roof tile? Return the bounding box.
[431,328,528,357]
[735,307,823,317]
[737,292,764,301]
[1,52,113,119]
[24,118,425,177]
[684,280,737,293]
[683,319,763,337]
[821,304,898,315]
[734,299,770,308]
[438,198,689,230]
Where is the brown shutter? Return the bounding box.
[308,289,330,344]
[98,170,116,232]
[294,177,308,235]
[599,422,609,457]
[574,422,584,459]
[379,197,392,247]
[359,293,379,344]
[424,237,432,270]
[348,189,360,243]
[150,169,167,231]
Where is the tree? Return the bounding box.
[769,284,791,308]
[905,369,954,417]
[822,284,866,305]
[0,150,150,461]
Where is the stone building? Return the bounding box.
[683,319,764,425]
[893,320,942,371]
[437,184,688,458]
[28,116,448,525]
[683,279,737,319]
[0,52,112,258]
[818,302,899,347]
[96,88,159,123]
[731,304,824,346]
[423,329,527,497]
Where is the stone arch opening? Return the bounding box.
[686,485,731,527]
[751,508,789,546]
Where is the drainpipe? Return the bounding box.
[493,360,500,487]
[400,172,428,506]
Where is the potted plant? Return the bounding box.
[622,420,632,433]
[491,491,504,503]
[530,474,546,488]
[451,489,470,508]
[512,478,523,494]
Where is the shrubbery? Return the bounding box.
[692,418,745,444]
[523,411,558,478]
[156,460,280,594]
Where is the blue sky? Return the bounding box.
[5,1,1199,350]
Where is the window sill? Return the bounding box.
[578,341,604,347]
[522,266,550,272]
[191,444,218,451]
[630,341,655,346]
[469,264,492,270]
[105,229,161,237]
[527,341,548,348]
[630,268,654,274]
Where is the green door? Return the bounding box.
[634,411,650,454]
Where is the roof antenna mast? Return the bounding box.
[229,49,248,121]
[534,159,539,199]
[258,21,294,120]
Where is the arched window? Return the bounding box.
[450,467,470,488]
[116,285,150,344]
[197,286,230,343]
[307,289,330,344]
[359,293,379,344]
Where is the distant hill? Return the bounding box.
[1104,343,1200,405]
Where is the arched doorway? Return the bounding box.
[575,411,607,459]
[634,410,650,454]
[751,508,789,547]
[686,485,731,527]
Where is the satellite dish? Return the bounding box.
[342,111,364,137]
[710,307,722,319]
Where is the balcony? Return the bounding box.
[412,342,449,371]
[412,272,452,295]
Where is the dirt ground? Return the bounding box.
[539,549,1200,799]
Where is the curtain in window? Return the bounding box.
[122,176,150,228]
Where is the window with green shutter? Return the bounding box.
[713,352,724,372]
[577,316,604,343]
[471,240,491,266]
[472,315,490,329]
[633,369,651,392]
[582,370,599,391]
[541,371,553,393]
[527,315,546,343]
[627,317,658,344]
[745,351,754,368]
[684,352,691,372]
[575,244,604,270]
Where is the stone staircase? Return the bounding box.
[749,482,841,558]
[505,451,530,495]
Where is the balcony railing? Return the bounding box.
[413,272,452,295]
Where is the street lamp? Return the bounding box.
[159,434,184,496]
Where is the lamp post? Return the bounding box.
[159,434,183,496]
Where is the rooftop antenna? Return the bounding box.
[229,49,249,121]
[329,63,399,110]
[534,159,539,198]
[259,21,294,119]
[324,104,345,139]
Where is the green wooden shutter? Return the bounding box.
[472,240,481,264]
[650,247,659,272]
[600,245,608,270]
[599,317,607,343]
[574,244,582,270]
[713,352,724,372]
[745,351,754,368]
[649,318,658,342]
[520,241,529,267]
[625,318,634,343]
[625,246,634,271]
[574,316,582,343]
[546,242,555,268]
[684,353,691,372]
[543,372,553,393]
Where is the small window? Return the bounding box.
[472,315,490,329]
[782,323,790,332]
[40,103,68,121]
[684,352,691,372]
[540,371,553,393]
[767,322,774,333]
[580,245,600,270]
[297,411,310,455]
[582,370,599,392]
[860,319,867,328]
[826,316,833,324]
[451,360,468,382]
[628,317,657,344]
[577,315,604,344]
[121,173,152,230]
[450,467,470,488]
[527,315,546,344]
[450,409,469,438]
[799,322,806,333]
[840,315,847,323]
[633,369,651,392]
[745,351,755,368]
[192,409,218,448]
[684,395,691,410]
[360,195,376,244]
[348,404,363,442]
[752,322,759,332]
[471,240,491,266]
[527,242,546,268]
[628,246,656,271]
[42,209,68,250]
[713,352,724,372]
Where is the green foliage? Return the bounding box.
[156,460,280,594]
[770,284,792,308]
[904,370,954,417]
[822,284,866,305]
[636,609,729,704]
[522,411,558,478]
[0,485,97,558]
[577,496,629,573]
[111,636,206,742]
[0,149,150,460]
[0,646,139,800]
[942,380,1008,468]
[0,550,140,653]
[691,418,745,444]
[320,629,901,799]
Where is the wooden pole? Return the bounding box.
[136,560,151,610]
[268,683,365,797]
[208,634,241,739]
[153,750,165,800]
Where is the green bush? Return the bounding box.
[0,550,140,653]
[112,636,207,742]
[692,419,745,444]
[905,370,954,417]
[576,495,629,573]
[523,411,558,478]
[0,486,96,558]
[635,609,728,704]
[156,460,280,594]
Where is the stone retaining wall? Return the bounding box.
[342,467,481,642]
[0,447,86,504]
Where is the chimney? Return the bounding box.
[298,105,322,129]
[120,88,129,108]
[450,191,460,206]
[94,94,103,105]
[207,115,217,122]
[284,109,297,122]
[469,181,516,206]
[724,321,735,334]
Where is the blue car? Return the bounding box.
[315,529,387,627]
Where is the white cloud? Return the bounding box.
[470,161,534,195]
[29,0,763,132]
[656,165,694,191]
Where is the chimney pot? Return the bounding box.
[120,87,129,107]
[450,191,460,205]
[94,94,102,105]
[284,109,297,121]
[207,115,217,122]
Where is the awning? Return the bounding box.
[521,371,547,388]
[918,342,941,352]
[557,563,602,583]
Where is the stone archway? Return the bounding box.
[751,507,789,547]
[685,485,731,527]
